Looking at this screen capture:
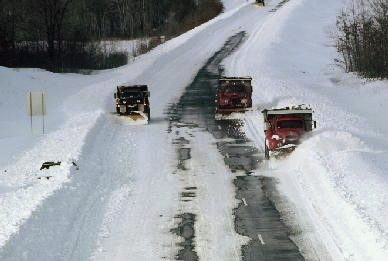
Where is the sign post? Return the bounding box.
[27,91,46,134]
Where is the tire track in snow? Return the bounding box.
[243,110,265,154]
[91,117,180,261]
[0,113,126,261]
[228,0,303,75]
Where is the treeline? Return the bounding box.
[0,0,223,72]
[336,0,388,78]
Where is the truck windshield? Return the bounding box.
[222,85,245,93]
[277,120,303,129]
[121,92,143,98]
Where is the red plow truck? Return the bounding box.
[262,106,316,159]
[215,76,253,116]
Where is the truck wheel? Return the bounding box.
[264,144,270,160]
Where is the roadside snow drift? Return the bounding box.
[0,0,387,260]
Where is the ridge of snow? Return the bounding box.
[0,0,387,260]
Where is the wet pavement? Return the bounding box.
[234,176,304,261]
[171,213,198,261]
[168,31,304,260]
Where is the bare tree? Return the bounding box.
[0,0,24,51]
[336,0,388,78]
[111,0,135,37]
[31,0,72,62]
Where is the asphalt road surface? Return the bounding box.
[168,32,304,261]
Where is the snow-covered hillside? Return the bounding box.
[0,0,387,260]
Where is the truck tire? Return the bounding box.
[146,109,150,122]
[264,142,270,160]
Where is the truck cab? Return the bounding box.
[256,0,265,6]
[216,76,252,114]
[266,117,306,150]
[262,106,316,159]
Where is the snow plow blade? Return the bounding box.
[126,111,148,121]
[114,111,149,125]
[215,108,252,120]
[270,145,297,159]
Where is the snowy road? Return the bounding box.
[1,0,388,260]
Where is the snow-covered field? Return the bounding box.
[0,0,387,260]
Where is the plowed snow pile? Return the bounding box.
[0,0,387,260]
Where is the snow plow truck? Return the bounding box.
[256,0,265,6]
[215,76,252,116]
[114,84,150,122]
[262,105,316,159]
